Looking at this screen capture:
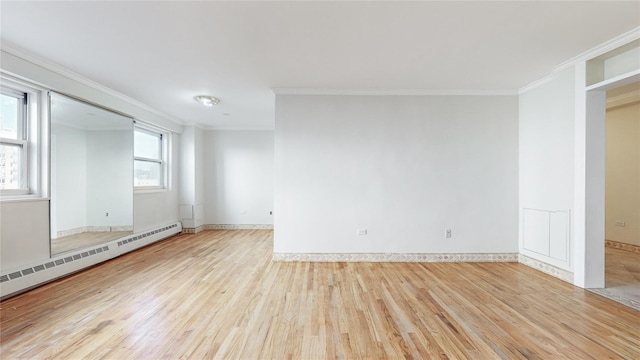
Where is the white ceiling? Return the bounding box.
[1,1,639,130]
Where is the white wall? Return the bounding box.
[274,95,518,254]
[204,130,274,225]
[51,124,87,234]
[0,200,50,270]
[519,68,575,270]
[86,130,133,227]
[51,127,133,233]
[180,126,195,218]
[605,102,640,246]
[179,126,205,229]
[195,127,204,228]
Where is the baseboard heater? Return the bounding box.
[0,222,182,299]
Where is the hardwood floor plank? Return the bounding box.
[2,230,639,359]
[51,231,133,256]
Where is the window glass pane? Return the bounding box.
[134,130,160,160]
[1,94,20,140]
[134,160,161,187]
[0,144,22,189]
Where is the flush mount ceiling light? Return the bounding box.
[194,95,220,107]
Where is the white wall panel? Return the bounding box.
[550,211,569,262]
[523,209,550,256]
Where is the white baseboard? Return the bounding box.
[518,254,574,284]
[205,224,274,230]
[273,252,518,262]
[182,225,206,234]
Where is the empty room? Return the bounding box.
[1,1,639,359]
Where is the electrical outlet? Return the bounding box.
[445,229,452,238]
[615,220,625,227]
[356,229,367,235]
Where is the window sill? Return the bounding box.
[134,187,168,195]
[0,194,48,203]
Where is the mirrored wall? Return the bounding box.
[50,93,133,256]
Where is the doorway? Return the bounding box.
[590,81,640,309]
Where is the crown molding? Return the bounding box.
[181,121,209,131]
[554,26,640,73]
[188,122,275,132]
[202,125,275,131]
[0,41,185,126]
[519,26,640,95]
[272,88,518,96]
[518,73,556,95]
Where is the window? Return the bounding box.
[0,78,42,197]
[134,125,168,189]
[0,90,26,190]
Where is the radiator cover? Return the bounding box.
[0,222,182,299]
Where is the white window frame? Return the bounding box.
[0,76,45,199]
[134,123,169,192]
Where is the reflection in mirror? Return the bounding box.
[50,93,133,256]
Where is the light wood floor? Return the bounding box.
[1,230,639,359]
[606,246,640,288]
[591,246,640,310]
[51,231,133,256]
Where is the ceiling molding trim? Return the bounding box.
[272,88,518,96]
[202,125,275,131]
[554,26,640,73]
[518,73,556,95]
[519,26,640,95]
[181,122,209,131]
[0,42,185,126]
[133,118,177,134]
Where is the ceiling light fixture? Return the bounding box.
[194,95,220,107]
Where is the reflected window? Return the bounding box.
[134,126,167,189]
